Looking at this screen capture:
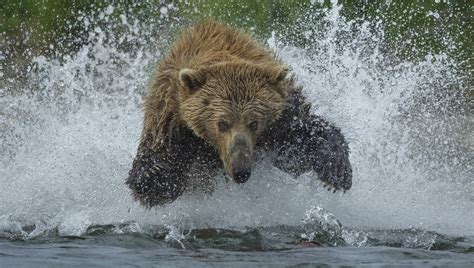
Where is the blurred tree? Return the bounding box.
[1,0,471,85]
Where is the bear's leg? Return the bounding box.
[127,131,220,207]
[260,88,352,192]
[186,159,220,194]
[127,146,189,207]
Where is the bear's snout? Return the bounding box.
[233,167,251,183]
[229,134,253,183]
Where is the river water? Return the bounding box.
[1,3,472,267]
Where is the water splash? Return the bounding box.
[0,2,472,243]
[274,3,472,235]
[301,205,344,246]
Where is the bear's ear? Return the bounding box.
[269,65,288,85]
[179,68,206,91]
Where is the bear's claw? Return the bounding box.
[127,149,187,207]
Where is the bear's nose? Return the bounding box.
[232,168,251,183]
[229,133,253,183]
[231,151,252,183]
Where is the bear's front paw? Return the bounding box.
[317,152,352,193]
[127,151,186,207]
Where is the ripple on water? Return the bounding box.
[0,1,472,266]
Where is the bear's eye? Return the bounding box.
[217,120,230,133]
[248,121,258,132]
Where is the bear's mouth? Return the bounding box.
[222,133,254,184]
[229,152,252,183]
[223,153,253,184]
[231,170,251,184]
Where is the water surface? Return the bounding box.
[1,2,472,267]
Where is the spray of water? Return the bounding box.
[0,3,472,241]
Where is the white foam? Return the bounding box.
[0,3,472,238]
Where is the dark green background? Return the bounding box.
[1,0,472,87]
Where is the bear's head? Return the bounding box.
[178,61,288,183]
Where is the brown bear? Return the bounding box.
[127,22,352,207]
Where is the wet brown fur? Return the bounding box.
[143,22,288,149]
[128,22,352,207]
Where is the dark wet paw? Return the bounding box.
[127,151,185,207]
[318,155,352,193]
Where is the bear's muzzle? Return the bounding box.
[229,134,253,183]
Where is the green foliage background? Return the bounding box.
[1,0,472,83]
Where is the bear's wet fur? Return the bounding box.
[127,22,352,207]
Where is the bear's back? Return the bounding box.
[160,22,276,71]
